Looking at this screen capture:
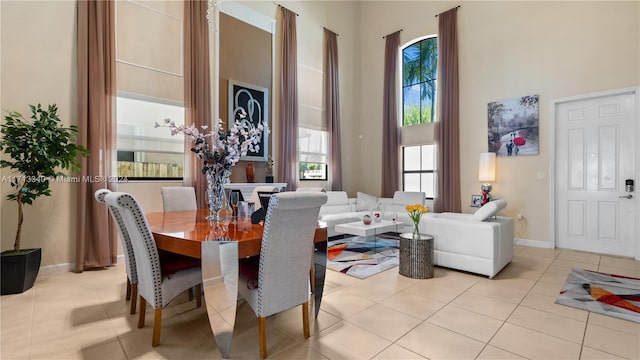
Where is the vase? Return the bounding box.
[245,162,255,183]
[412,223,421,239]
[206,168,232,221]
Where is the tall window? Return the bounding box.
[116,93,185,179]
[299,127,328,181]
[402,37,437,126]
[403,144,435,199]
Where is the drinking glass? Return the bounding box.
[391,212,398,222]
[229,191,239,222]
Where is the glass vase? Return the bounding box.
[412,223,421,239]
[206,168,232,221]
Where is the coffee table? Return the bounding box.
[335,220,402,237]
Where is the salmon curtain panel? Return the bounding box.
[76,0,118,271]
[278,7,299,191]
[434,7,461,213]
[183,0,212,209]
[381,31,401,198]
[324,28,342,191]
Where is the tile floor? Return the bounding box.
[1,245,639,359]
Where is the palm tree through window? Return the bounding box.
[402,37,437,126]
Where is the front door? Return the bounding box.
[555,91,637,257]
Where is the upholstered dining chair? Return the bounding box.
[104,191,202,347]
[238,191,327,358]
[95,189,139,314]
[249,186,279,211]
[160,186,197,212]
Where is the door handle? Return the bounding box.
[619,194,633,199]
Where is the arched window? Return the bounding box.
[402,36,437,126]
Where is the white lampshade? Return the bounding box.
[478,152,496,182]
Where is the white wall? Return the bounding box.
[358,1,639,245]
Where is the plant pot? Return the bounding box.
[1,248,41,295]
[265,175,274,183]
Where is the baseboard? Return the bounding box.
[515,238,552,249]
[39,254,125,276]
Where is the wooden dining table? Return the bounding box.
[146,209,328,358]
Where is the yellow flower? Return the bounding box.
[406,203,429,230]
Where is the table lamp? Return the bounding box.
[478,152,496,206]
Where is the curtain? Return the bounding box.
[184,0,211,209]
[324,29,342,191]
[434,7,461,213]
[278,8,299,191]
[76,0,117,271]
[381,31,401,198]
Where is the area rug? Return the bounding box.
[555,268,640,323]
[327,235,400,279]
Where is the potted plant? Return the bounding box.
[0,104,89,295]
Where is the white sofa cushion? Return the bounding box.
[325,191,349,206]
[356,192,378,211]
[392,191,425,205]
[472,199,507,221]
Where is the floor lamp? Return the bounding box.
[478,152,496,206]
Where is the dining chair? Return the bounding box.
[237,191,327,358]
[95,189,139,314]
[160,186,197,212]
[104,191,202,347]
[249,186,279,211]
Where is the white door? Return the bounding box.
[555,91,637,257]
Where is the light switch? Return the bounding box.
[536,172,546,180]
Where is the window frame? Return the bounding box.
[298,126,329,181]
[402,144,435,200]
[401,35,438,127]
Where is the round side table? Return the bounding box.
[399,233,434,279]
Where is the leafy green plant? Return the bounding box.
[0,104,89,251]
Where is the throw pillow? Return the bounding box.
[356,192,378,212]
[472,199,507,221]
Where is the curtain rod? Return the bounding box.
[275,3,299,16]
[435,5,460,17]
[323,27,339,36]
[382,29,403,39]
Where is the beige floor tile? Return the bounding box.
[520,291,588,322]
[52,339,128,360]
[270,341,329,360]
[320,290,375,319]
[427,305,503,342]
[467,279,529,304]
[403,279,466,303]
[529,279,563,296]
[597,264,640,278]
[379,290,446,319]
[580,346,627,360]
[449,291,518,321]
[583,323,640,359]
[493,262,545,281]
[346,304,421,342]
[507,306,586,344]
[599,256,640,272]
[490,323,582,359]
[427,268,482,290]
[587,313,640,336]
[480,276,537,292]
[371,344,426,359]
[517,246,561,259]
[362,268,420,291]
[476,345,527,360]
[557,251,601,265]
[309,322,391,360]
[397,322,485,359]
[339,282,402,303]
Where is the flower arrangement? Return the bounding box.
[155,110,266,174]
[405,204,429,238]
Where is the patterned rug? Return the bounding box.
[327,235,400,279]
[555,268,640,323]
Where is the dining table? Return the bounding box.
[146,209,328,358]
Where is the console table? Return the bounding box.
[224,182,287,201]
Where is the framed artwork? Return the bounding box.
[228,80,269,161]
[487,94,539,157]
[471,195,483,208]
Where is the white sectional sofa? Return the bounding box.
[317,191,426,237]
[420,200,514,278]
[315,190,514,278]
